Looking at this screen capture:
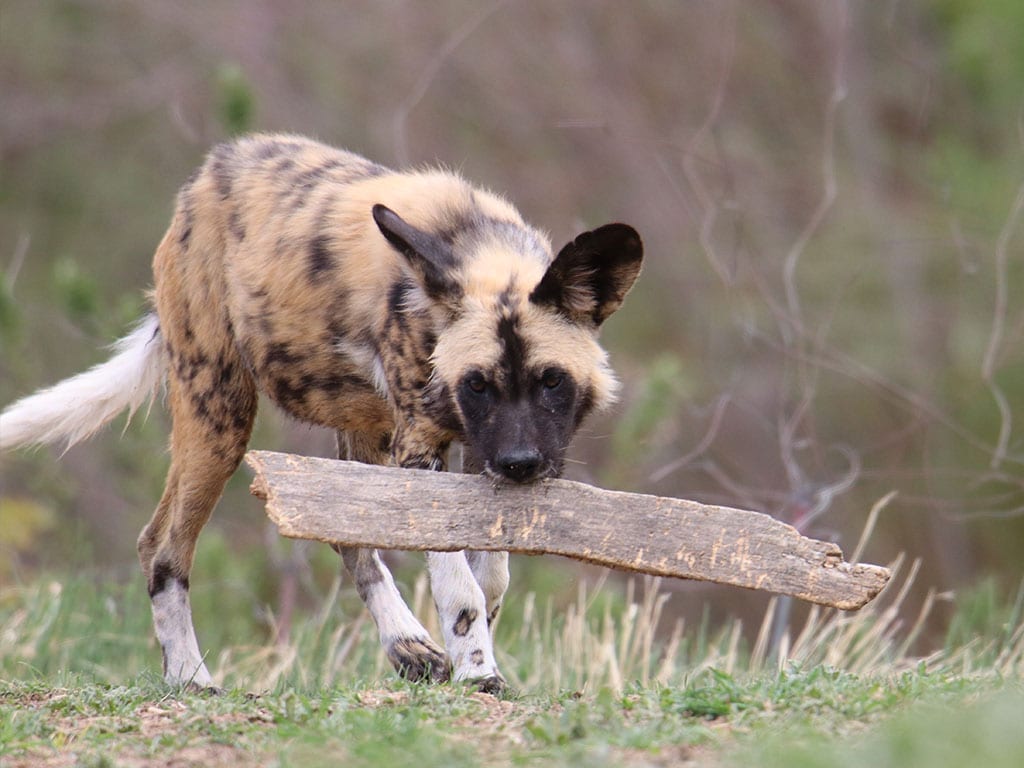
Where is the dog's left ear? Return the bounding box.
[373,204,460,300]
[530,223,643,327]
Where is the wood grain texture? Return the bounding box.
[246,450,890,610]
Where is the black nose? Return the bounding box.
[495,450,543,482]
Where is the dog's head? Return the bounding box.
[373,204,642,483]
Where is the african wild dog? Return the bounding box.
[0,134,642,692]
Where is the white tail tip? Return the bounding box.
[0,315,165,451]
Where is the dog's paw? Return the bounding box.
[469,672,507,696]
[387,636,451,683]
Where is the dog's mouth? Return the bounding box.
[482,458,559,485]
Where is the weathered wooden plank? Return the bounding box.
[246,450,890,610]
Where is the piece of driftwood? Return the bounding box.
[246,450,890,610]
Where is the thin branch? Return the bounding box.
[650,394,732,483]
[981,181,1024,469]
[5,233,30,294]
[681,1,738,286]
[391,0,509,165]
[782,0,849,334]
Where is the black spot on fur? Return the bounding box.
[423,379,460,434]
[254,140,289,161]
[231,408,251,432]
[228,209,245,241]
[216,354,235,387]
[452,607,478,637]
[436,209,477,245]
[295,159,342,186]
[265,342,300,368]
[298,370,368,395]
[275,158,296,177]
[173,347,208,384]
[308,235,333,278]
[273,376,308,407]
[210,155,234,201]
[340,549,386,603]
[313,192,339,234]
[325,311,353,348]
[470,649,485,665]
[387,279,414,323]
[149,561,188,597]
[178,202,195,249]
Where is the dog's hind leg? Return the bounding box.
[137,341,258,690]
[334,430,451,683]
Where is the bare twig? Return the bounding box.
[782,0,848,332]
[981,181,1024,469]
[650,393,732,482]
[681,1,738,286]
[5,234,30,293]
[391,0,509,165]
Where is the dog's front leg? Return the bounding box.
[426,551,505,693]
[461,449,510,628]
[337,546,450,683]
[337,430,450,683]
[391,428,505,692]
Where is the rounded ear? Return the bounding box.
[372,204,460,300]
[529,223,643,326]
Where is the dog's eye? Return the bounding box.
[466,375,488,394]
[542,371,564,390]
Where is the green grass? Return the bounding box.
[1,552,1023,767]
[3,665,1021,767]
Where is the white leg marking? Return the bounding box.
[427,551,502,685]
[362,552,434,647]
[150,581,214,688]
[466,551,510,625]
[342,547,448,680]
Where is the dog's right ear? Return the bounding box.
[373,204,461,301]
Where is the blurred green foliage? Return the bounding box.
[52,256,100,325]
[217,63,256,136]
[933,0,1024,115]
[0,280,20,344]
[945,578,1024,659]
[731,688,1024,768]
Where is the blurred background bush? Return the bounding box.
[1,0,1022,649]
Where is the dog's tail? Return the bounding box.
[0,314,166,452]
